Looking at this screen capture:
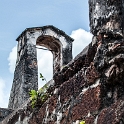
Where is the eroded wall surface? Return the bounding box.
[0,108,13,122]
[89,0,124,36]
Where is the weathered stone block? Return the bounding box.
[58,80,74,103]
[89,0,124,36]
[48,96,57,113]
[0,108,13,122]
[97,99,124,124]
[72,86,101,121]
[85,116,95,124]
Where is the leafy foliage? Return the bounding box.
[29,90,38,108]
[29,73,50,108]
[29,84,50,108]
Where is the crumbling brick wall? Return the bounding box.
[1,37,124,123]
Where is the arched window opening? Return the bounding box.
[36,45,53,88]
[36,35,62,88]
[36,35,61,74]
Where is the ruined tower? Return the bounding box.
[8,25,73,109]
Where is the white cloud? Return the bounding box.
[0,77,8,108]
[70,29,93,58]
[8,45,17,73]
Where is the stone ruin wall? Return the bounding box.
[1,0,124,123]
[1,37,124,124]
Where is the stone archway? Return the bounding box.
[36,35,61,74]
[8,25,74,109]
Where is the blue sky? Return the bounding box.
[0,0,92,108]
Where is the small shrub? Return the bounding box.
[29,84,50,108]
[29,73,50,108]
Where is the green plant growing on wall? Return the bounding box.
[29,90,38,108]
[29,84,50,108]
[80,120,85,124]
[29,73,50,108]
